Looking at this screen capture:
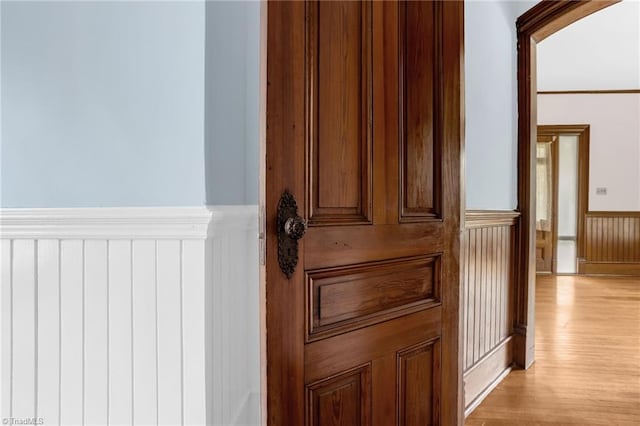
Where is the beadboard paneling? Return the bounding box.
[1,240,11,421]
[0,206,259,426]
[108,240,133,426]
[582,212,640,275]
[182,240,207,426]
[207,226,260,425]
[12,239,37,420]
[36,239,60,423]
[462,210,519,415]
[60,239,83,425]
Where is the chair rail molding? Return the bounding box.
[0,205,260,426]
[0,206,257,240]
[465,210,520,228]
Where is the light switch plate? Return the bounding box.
[596,187,607,195]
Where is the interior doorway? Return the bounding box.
[534,132,557,273]
[514,0,619,369]
[535,125,590,275]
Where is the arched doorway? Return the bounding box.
[513,0,620,370]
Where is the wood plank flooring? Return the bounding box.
[466,275,640,425]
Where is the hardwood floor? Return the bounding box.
[466,275,640,425]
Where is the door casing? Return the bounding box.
[537,125,590,275]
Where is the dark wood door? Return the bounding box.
[535,134,558,274]
[264,1,463,425]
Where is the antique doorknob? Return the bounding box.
[284,216,307,240]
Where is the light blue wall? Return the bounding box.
[464,0,536,210]
[1,0,208,207]
[3,0,536,209]
[205,0,260,205]
[243,2,260,205]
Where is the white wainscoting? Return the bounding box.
[0,206,259,426]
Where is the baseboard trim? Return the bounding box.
[232,391,261,426]
[464,336,514,417]
[580,261,640,276]
[464,365,513,418]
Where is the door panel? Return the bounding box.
[308,0,372,224]
[400,0,440,219]
[306,255,440,341]
[398,340,441,426]
[306,365,372,426]
[265,1,463,424]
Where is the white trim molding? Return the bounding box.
[0,205,260,426]
[0,206,257,240]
